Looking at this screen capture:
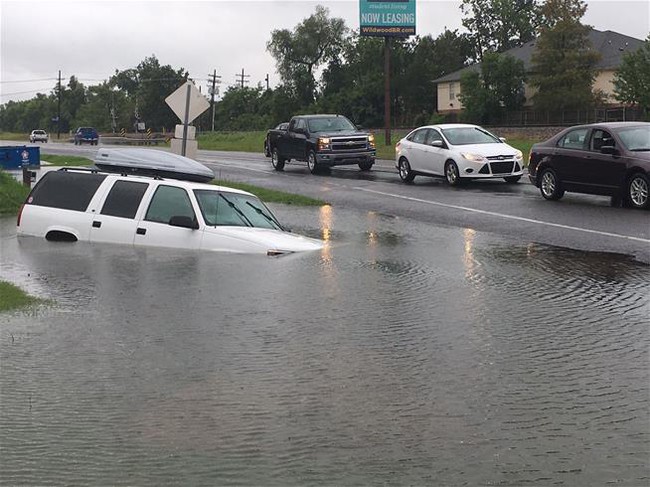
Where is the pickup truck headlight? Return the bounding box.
[461,153,488,163]
[368,134,376,149]
[317,137,331,151]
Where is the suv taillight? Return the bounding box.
[16,203,25,227]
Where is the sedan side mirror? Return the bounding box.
[499,137,507,142]
[430,140,444,148]
[601,145,617,155]
[169,215,199,230]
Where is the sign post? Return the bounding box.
[165,81,210,159]
[359,0,416,145]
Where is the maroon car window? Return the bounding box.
[558,128,588,150]
[590,130,614,151]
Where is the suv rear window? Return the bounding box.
[28,171,106,211]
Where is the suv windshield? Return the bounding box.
[194,190,283,230]
[308,116,356,133]
[441,127,500,145]
[616,126,650,151]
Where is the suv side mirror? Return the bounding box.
[601,145,617,155]
[169,215,199,229]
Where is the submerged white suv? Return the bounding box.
[17,168,323,255]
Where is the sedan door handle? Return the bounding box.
[92,221,101,228]
[136,228,146,235]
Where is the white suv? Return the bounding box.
[395,123,524,185]
[29,130,49,143]
[17,168,322,255]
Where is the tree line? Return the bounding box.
[1,0,647,134]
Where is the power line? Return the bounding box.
[0,88,55,97]
[0,77,57,84]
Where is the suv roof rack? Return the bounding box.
[57,166,165,180]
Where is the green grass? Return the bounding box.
[214,179,326,206]
[198,131,266,152]
[506,139,536,165]
[0,281,41,312]
[41,154,93,166]
[0,132,29,141]
[0,170,30,214]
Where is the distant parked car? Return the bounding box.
[395,123,524,186]
[528,122,650,209]
[29,130,48,143]
[74,127,99,145]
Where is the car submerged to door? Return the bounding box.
[528,122,650,209]
[17,168,323,255]
[395,123,524,185]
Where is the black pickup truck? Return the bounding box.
[266,114,376,173]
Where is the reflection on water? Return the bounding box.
[1,207,648,486]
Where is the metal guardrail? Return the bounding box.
[100,136,168,146]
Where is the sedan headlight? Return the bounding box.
[514,150,523,160]
[461,153,488,163]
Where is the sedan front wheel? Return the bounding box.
[445,161,462,186]
[626,173,649,209]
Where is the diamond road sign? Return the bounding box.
[165,81,210,123]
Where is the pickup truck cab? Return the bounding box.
[268,114,376,174]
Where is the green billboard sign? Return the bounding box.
[359,0,416,37]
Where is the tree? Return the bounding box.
[461,0,540,61]
[267,5,348,106]
[529,0,600,111]
[614,35,650,117]
[458,52,526,123]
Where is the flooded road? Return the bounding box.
[1,206,648,486]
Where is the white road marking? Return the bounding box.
[355,187,650,244]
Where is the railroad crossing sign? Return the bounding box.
[165,81,209,124]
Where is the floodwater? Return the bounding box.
[1,205,648,486]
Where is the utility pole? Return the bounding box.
[207,69,221,132]
[265,74,270,90]
[57,70,62,140]
[384,37,391,146]
[110,91,117,133]
[236,68,250,89]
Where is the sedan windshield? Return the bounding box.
[616,126,650,151]
[441,127,500,145]
[308,116,356,133]
[194,190,283,230]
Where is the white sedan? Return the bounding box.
[395,123,524,185]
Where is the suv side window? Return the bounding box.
[100,180,149,219]
[145,185,195,224]
[27,171,106,211]
[558,128,588,150]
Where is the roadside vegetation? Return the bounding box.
[0,281,42,312]
[41,154,93,166]
[214,179,326,206]
[0,170,29,214]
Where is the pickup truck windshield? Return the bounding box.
[308,117,356,133]
[194,190,283,229]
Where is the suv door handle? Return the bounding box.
[92,221,101,228]
[136,228,146,235]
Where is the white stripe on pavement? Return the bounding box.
[355,187,650,244]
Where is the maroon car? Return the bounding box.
[528,122,650,209]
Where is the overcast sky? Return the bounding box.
[1,0,648,103]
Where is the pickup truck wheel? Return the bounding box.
[271,148,285,171]
[358,160,374,171]
[307,151,320,174]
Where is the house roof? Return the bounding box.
[433,29,645,84]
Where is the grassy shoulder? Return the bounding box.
[214,179,326,206]
[198,131,266,152]
[41,154,93,166]
[0,170,30,214]
[0,281,42,312]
